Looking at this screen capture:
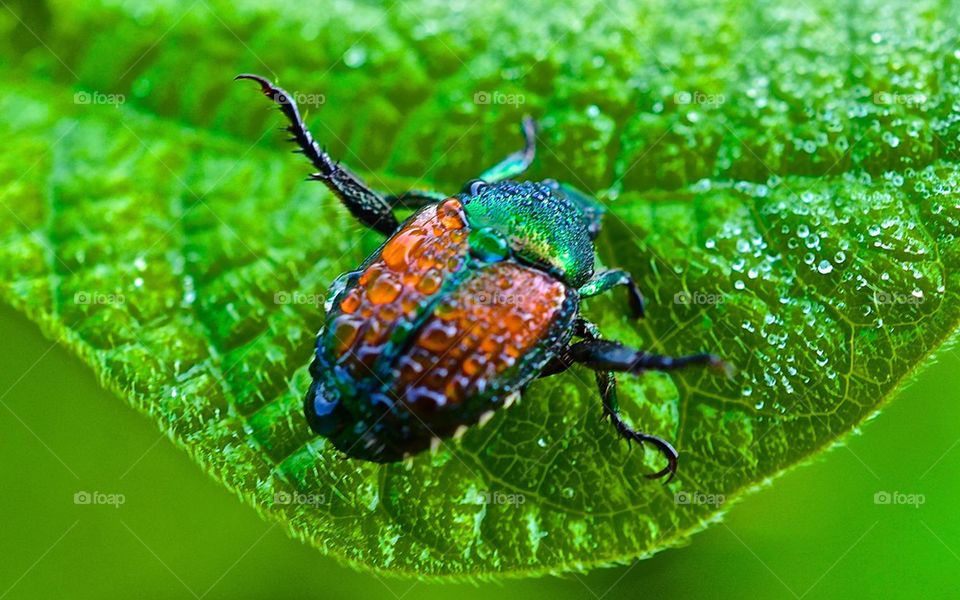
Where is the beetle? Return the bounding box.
[238,73,724,481]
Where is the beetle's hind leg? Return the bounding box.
[477,116,537,183]
[541,318,725,482]
[236,74,399,236]
[594,370,679,481]
[569,339,724,375]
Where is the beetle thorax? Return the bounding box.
[460,180,595,287]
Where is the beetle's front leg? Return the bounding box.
[578,269,646,318]
[236,74,399,236]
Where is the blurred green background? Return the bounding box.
[3,304,959,598]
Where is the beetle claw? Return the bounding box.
[606,412,677,483]
[638,434,678,483]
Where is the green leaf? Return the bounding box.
[2,0,959,578]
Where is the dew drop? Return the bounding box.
[343,46,368,68]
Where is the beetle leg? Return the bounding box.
[476,116,537,182]
[537,317,602,376]
[593,370,679,481]
[569,339,725,375]
[554,328,726,482]
[538,346,681,481]
[578,269,646,318]
[385,189,450,208]
[236,74,399,236]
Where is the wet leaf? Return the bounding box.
[1,0,959,578]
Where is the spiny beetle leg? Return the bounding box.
[543,322,726,482]
[595,370,679,482]
[568,339,725,375]
[235,74,399,236]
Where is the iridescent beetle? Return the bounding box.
[238,74,724,481]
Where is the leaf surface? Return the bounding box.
[1,0,959,577]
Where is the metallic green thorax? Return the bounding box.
[460,181,597,287]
